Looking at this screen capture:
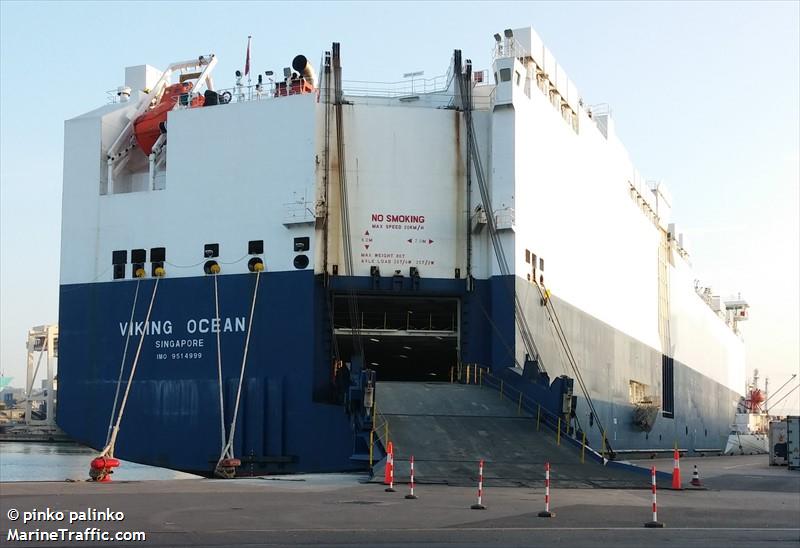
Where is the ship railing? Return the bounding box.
[368,401,393,469]
[453,364,609,462]
[333,311,458,333]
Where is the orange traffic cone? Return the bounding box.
[671,448,682,490]
[384,441,394,486]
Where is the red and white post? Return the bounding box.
[644,465,665,528]
[405,455,418,499]
[538,462,555,518]
[471,459,486,510]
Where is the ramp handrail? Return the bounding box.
[453,365,611,461]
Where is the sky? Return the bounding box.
[1,1,798,414]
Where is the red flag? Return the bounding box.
[244,36,251,76]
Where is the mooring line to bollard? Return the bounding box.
[471,459,486,510]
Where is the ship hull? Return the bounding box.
[57,271,738,474]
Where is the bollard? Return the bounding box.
[470,459,486,509]
[405,455,418,499]
[644,466,665,527]
[671,448,682,490]
[538,462,555,517]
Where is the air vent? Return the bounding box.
[248,240,264,255]
[204,243,219,258]
[131,249,146,263]
[294,237,310,252]
[112,250,127,265]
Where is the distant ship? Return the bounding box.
[57,27,749,476]
[725,370,770,455]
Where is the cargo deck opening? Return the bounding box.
[332,295,458,382]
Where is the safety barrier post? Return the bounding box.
[479,368,483,387]
[466,365,471,385]
[517,392,523,415]
[474,365,477,384]
[536,404,541,431]
[499,380,504,400]
[581,431,586,464]
[557,417,561,446]
[405,455,417,499]
[538,462,555,518]
[644,466,665,528]
[450,367,454,384]
[602,430,607,458]
[470,459,486,510]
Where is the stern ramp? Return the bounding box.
[373,382,645,488]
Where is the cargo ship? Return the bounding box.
[57,27,749,476]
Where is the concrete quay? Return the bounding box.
[1,455,797,547]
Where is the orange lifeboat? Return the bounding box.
[134,82,204,155]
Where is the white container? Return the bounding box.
[769,420,788,466]
[788,416,800,471]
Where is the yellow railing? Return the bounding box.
[452,364,605,462]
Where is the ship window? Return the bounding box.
[525,249,530,264]
[112,250,127,265]
[662,355,674,418]
[539,258,544,271]
[249,240,264,255]
[113,264,125,280]
[532,253,537,270]
[204,243,219,258]
[499,68,512,82]
[131,249,146,263]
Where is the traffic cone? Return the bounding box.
[690,465,702,487]
[671,448,682,490]
[384,441,394,486]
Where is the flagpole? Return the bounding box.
[246,35,252,88]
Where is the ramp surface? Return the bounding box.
[374,382,648,488]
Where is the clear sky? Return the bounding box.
[1,1,798,414]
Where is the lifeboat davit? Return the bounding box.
[134,82,204,156]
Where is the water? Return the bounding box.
[0,442,199,482]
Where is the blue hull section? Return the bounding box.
[57,271,736,474]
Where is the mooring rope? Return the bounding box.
[213,274,226,455]
[100,277,160,458]
[105,279,141,446]
[215,270,261,477]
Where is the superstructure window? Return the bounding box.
[525,249,531,264]
[662,355,674,418]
